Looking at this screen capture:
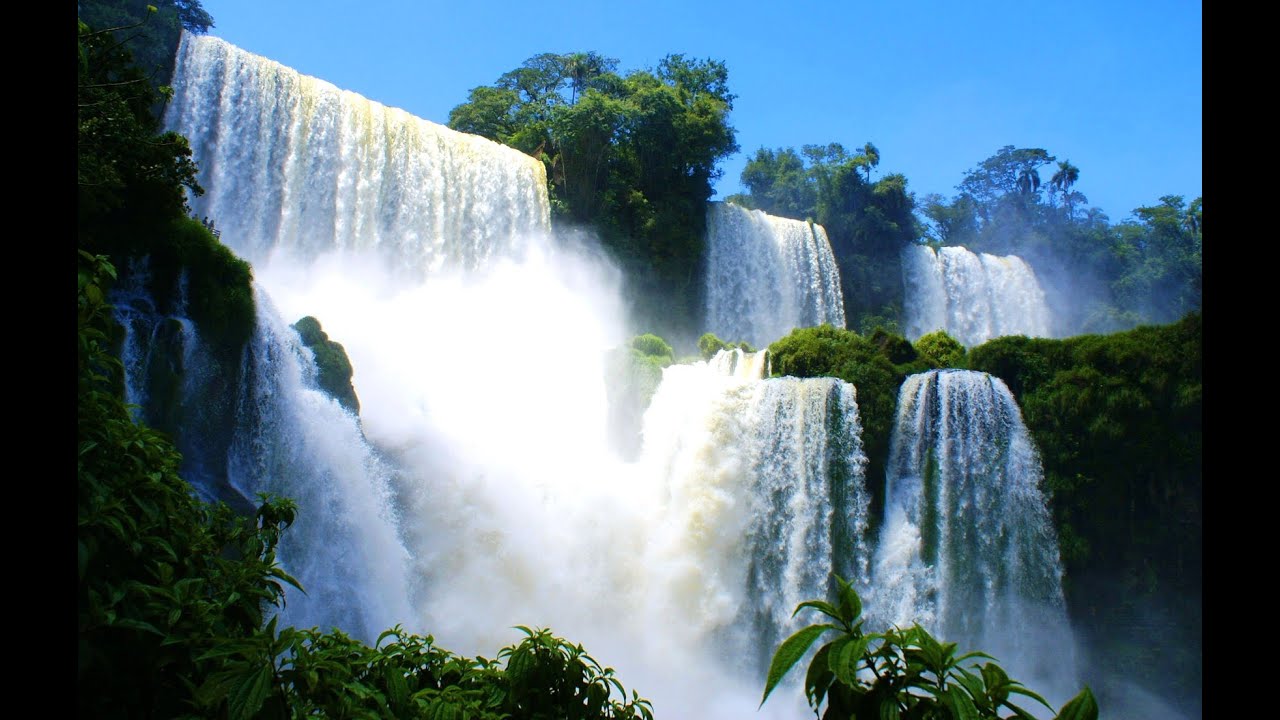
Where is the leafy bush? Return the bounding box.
[914,330,966,368]
[761,576,1099,720]
[630,333,675,362]
[698,332,728,358]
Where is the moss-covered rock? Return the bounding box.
[292,316,360,414]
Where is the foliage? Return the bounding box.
[77,0,213,90]
[698,332,729,359]
[630,333,675,362]
[80,13,254,357]
[293,316,360,413]
[450,52,738,339]
[966,314,1201,696]
[79,249,301,718]
[761,576,1098,720]
[913,330,966,368]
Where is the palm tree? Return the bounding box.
[1049,160,1080,212]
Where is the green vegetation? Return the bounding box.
[293,316,360,413]
[78,2,1200,714]
[79,7,254,355]
[449,52,739,339]
[78,0,212,91]
[967,314,1201,695]
[913,330,966,369]
[761,576,1098,720]
[725,144,918,334]
[696,331,755,359]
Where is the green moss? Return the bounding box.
[292,316,360,414]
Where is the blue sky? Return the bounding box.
[198,0,1201,223]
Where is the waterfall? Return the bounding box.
[165,33,549,276]
[704,202,846,347]
[155,32,1080,718]
[634,348,870,709]
[225,288,414,641]
[902,244,1052,346]
[868,369,1078,708]
[112,258,241,509]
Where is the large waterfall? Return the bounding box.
[165,33,549,275]
[152,34,878,719]
[704,202,846,347]
[869,369,1078,708]
[902,244,1052,347]
[145,32,1090,718]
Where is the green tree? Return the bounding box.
[1049,160,1080,212]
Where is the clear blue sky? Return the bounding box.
[197,0,1201,223]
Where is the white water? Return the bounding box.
[704,202,846,347]
[902,244,1052,346]
[161,34,881,718]
[165,34,549,277]
[868,369,1079,711]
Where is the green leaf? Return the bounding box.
[955,650,995,663]
[944,685,980,720]
[227,664,273,720]
[111,618,164,636]
[1008,685,1054,711]
[805,643,835,708]
[835,575,863,624]
[1004,700,1042,720]
[793,599,842,622]
[1053,687,1098,720]
[761,624,832,707]
[831,634,871,687]
[879,695,901,720]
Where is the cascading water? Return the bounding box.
[163,32,867,718]
[902,244,1052,347]
[157,31,1081,718]
[868,369,1078,709]
[635,348,870,711]
[224,288,414,641]
[165,33,549,276]
[112,258,242,509]
[704,202,846,347]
